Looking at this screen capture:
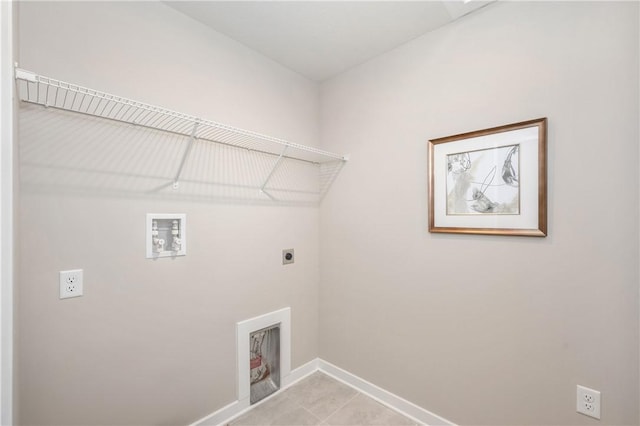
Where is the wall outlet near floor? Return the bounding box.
[577,385,601,419]
[59,269,83,299]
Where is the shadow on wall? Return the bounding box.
[19,103,345,206]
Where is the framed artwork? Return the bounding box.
[428,118,547,237]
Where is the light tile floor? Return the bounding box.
[229,372,418,426]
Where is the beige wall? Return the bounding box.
[16,1,640,425]
[319,2,639,425]
[17,2,320,425]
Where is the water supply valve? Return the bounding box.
[146,214,187,259]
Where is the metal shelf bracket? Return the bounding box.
[172,120,200,190]
[260,146,288,196]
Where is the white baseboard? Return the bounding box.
[190,358,319,426]
[191,358,455,426]
[282,357,319,388]
[189,399,246,426]
[318,359,455,426]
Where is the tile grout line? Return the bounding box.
[299,405,323,425]
[316,386,362,424]
[284,384,324,426]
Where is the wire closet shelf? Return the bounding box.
[14,67,348,168]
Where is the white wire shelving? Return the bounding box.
[14,67,348,196]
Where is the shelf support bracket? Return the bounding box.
[172,121,200,190]
[260,145,288,194]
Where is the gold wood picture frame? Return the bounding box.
[428,118,547,237]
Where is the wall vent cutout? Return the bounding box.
[237,308,291,405]
[249,325,281,404]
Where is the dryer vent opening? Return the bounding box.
[249,325,280,404]
[237,308,290,404]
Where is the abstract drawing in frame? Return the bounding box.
[428,118,547,236]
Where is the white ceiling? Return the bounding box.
[166,1,494,82]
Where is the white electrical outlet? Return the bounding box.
[59,269,83,299]
[577,385,601,419]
